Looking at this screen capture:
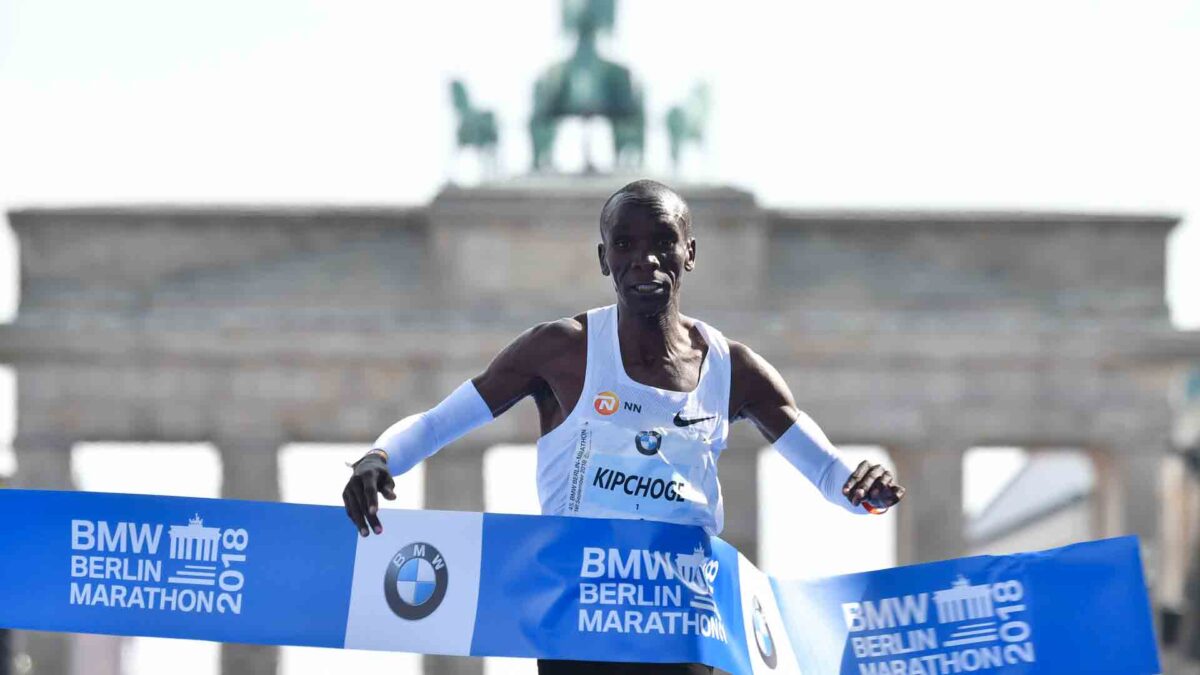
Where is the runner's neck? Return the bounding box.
[615,303,693,365]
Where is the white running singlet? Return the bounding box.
[536,305,730,535]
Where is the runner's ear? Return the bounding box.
[598,243,610,276]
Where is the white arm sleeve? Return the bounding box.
[374,380,495,476]
[772,411,867,515]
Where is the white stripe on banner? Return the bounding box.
[734,551,799,675]
[344,510,483,654]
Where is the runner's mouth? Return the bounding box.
[630,281,668,296]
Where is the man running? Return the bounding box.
[342,179,905,674]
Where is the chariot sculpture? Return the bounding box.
[530,0,645,172]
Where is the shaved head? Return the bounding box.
[599,180,692,241]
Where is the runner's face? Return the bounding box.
[599,205,696,314]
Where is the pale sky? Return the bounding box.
[1,2,1198,325]
[0,1,1192,673]
[1,1,1197,319]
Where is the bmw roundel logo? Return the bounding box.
[752,596,778,668]
[384,542,448,620]
[635,430,663,456]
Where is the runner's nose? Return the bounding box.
[630,245,660,271]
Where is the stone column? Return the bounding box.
[70,634,122,675]
[1096,448,1161,579]
[0,628,11,675]
[12,432,74,490]
[422,441,485,675]
[217,435,281,675]
[12,433,77,675]
[422,441,486,512]
[891,443,965,565]
[720,428,762,566]
[1100,447,1167,655]
[422,441,486,675]
[1117,452,1162,554]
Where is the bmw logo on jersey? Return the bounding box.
[635,430,663,456]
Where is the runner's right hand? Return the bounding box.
[342,451,396,537]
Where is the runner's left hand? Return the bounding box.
[842,461,905,512]
[342,451,396,537]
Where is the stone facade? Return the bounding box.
[1,177,1195,674]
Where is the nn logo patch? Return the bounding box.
[593,391,620,416]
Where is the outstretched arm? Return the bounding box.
[729,341,905,514]
[343,319,580,536]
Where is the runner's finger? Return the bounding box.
[869,472,903,506]
[853,465,887,506]
[364,477,379,515]
[381,474,397,501]
[844,460,871,496]
[342,485,367,536]
[345,484,370,537]
[365,507,383,536]
[867,471,894,499]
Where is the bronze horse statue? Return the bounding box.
[530,0,644,172]
[666,83,711,173]
[450,79,499,177]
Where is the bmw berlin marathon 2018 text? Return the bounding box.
[69,514,249,615]
[578,544,728,642]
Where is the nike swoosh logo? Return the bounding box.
[673,412,715,427]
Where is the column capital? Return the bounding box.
[221,642,277,675]
[887,437,971,457]
[429,439,492,461]
[211,431,287,450]
[12,431,78,451]
[424,654,483,675]
[1098,438,1173,457]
